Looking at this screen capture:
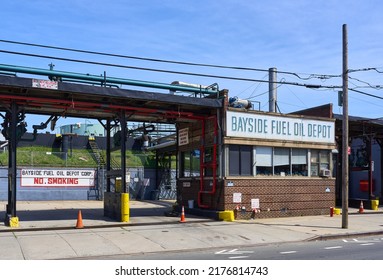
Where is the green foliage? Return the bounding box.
[0,146,157,168]
[109,149,156,168]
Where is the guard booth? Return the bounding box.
[177,93,337,219]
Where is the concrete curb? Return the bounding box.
[311,230,383,241]
[0,219,216,233]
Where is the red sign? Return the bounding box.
[32,79,58,90]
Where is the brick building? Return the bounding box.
[177,92,336,219]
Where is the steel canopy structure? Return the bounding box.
[0,66,223,226]
[0,75,221,122]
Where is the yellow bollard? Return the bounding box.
[121,193,130,222]
[371,199,379,210]
[10,216,19,228]
[218,210,235,222]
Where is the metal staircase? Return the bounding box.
[87,137,105,200]
[88,137,106,166]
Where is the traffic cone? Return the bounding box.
[179,206,186,223]
[75,210,84,229]
[359,201,364,214]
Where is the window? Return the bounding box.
[273,148,290,176]
[229,145,252,176]
[255,147,316,177]
[255,146,272,175]
[310,150,319,176]
[228,145,330,178]
[292,149,308,176]
[310,149,331,177]
[320,151,330,171]
[181,150,200,177]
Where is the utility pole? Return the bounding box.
[342,24,349,229]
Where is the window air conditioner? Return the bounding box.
[320,169,331,177]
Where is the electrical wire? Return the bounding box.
[349,88,383,100]
[349,67,383,73]
[0,39,340,80]
[0,49,342,89]
[4,43,382,110]
[349,76,383,89]
[12,39,383,108]
[349,95,383,109]
[7,39,383,129]
[243,74,268,99]
[284,84,307,107]
[246,79,284,101]
[247,91,269,100]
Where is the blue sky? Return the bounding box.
[2,0,383,131]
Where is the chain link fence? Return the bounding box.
[0,149,163,201]
[0,150,98,168]
[0,150,156,168]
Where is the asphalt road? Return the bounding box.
[88,234,383,260]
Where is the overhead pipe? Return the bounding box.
[128,124,155,134]
[0,64,219,95]
[170,81,219,97]
[146,140,176,151]
[21,115,56,142]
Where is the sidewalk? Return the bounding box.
[0,200,382,260]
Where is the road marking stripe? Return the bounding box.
[215,250,227,254]
[360,243,374,246]
[280,251,297,254]
[324,246,342,250]
[229,256,249,259]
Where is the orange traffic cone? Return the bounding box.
[75,210,84,229]
[179,206,186,223]
[359,201,364,214]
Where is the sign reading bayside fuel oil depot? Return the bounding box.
[226,111,335,144]
[21,169,95,187]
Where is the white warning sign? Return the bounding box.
[21,169,95,187]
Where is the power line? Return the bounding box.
[349,94,383,109]
[0,39,340,80]
[246,91,269,100]
[349,67,383,73]
[349,88,383,100]
[349,75,383,89]
[246,79,284,100]
[242,74,268,99]
[4,46,381,104]
[285,84,307,107]
[0,49,342,89]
